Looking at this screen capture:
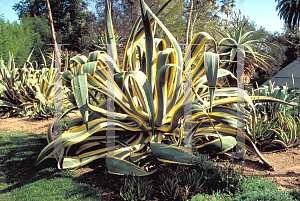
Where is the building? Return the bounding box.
[262,58,300,87]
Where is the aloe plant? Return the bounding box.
[36,0,275,175]
[217,26,278,83]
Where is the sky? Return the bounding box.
[235,0,285,33]
[0,0,286,33]
[0,0,20,22]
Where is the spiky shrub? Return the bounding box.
[30,101,55,119]
[0,51,72,118]
[156,164,205,200]
[192,154,243,195]
[0,51,55,117]
[36,0,272,174]
[245,81,300,150]
[47,49,78,73]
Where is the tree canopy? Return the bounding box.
[0,14,53,66]
[275,0,300,30]
[13,0,97,54]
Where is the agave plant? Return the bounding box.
[36,0,274,175]
[92,29,123,52]
[246,80,300,117]
[247,110,300,150]
[0,50,71,118]
[245,80,300,149]
[0,50,54,116]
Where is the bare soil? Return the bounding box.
[0,115,55,135]
[215,148,300,192]
[0,114,299,192]
[0,111,81,135]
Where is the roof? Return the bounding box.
[262,58,300,87]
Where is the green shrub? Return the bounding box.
[190,191,233,201]
[191,177,297,201]
[235,177,295,201]
[235,190,294,201]
[237,176,277,193]
[194,155,244,195]
[290,188,300,200]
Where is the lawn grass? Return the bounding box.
[0,130,101,201]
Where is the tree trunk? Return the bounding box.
[186,0,194,45]
[190,12,198,42]
[46,0,61,69]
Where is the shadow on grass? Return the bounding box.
[0,131,100,200]
[0,131,58,193]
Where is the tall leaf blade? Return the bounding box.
[105,0,119,67]
[106,156,154,176]
[71,74,89,130]
[150,142,199,165]
[204,52,219,112]
[140,0,155,95]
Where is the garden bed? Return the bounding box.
[0,115,299,194]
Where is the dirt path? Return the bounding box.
[0,116,55,135]
[0,114,299,191]
[0,111,80,135]
[215,147,300,191]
